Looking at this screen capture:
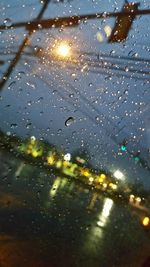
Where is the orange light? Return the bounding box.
[142,217,150,227]
[55,42,71,58]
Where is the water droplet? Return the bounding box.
[65,117,75,127]
[10,123,17,129]
[95,116,100,121]
[69,93,74,98]
[26,82,36,89]
[8,81,16,90]
[124,89,128,95]
[110,50,115,55]
[57,129,62,134]
[52,90,57,95]
[34,46,39,52]
[37,37,41,42]
[17,71,25,79]
[72,131,76,136]
[88,83,93,87]
[26,123,32,129]
[37,97,43,103]
[4,18,12,27]
[27,101,32,106]
[83,19,88,25]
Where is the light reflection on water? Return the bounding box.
[83,197,114,254]
[97,198,114,227]
[0,153,150,267]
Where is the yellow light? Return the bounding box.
[112,184,117,190]
[56,160,62,169]
[27,149,31,154]
[80,168,90,177]
[142,217,150,227]
[49,177,61,197]
[98,178,103,183]
[100,174,106,179]
[83,170,90,177]
[47,156,55,165]
[109,183,117,190]
[56,42,71,58]
[136,197,141,203]
[32,150,39,158]
[103,183,107,188]
[30,136,36,144]
[104,25,112,37]
[89,177,94,182]
[129,194,135,203]
[96,32,103,42]
[63,161,70,167]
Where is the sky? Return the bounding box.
[0,0,150,187]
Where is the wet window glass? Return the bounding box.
[0,1,150,266]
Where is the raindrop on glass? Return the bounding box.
[10,123,17,129]
[95,116,100,121]
[4,18,12,27]
[69,93,74,98]
[65,117,75,127]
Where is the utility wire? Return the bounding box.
[0,8,150,31]
[0,7,150,90]
[0,0,51,91]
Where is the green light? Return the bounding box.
[121,145,127,152]
[134,156,140,162]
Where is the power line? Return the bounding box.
[35,71,150,172]
[0,8,150,31]
[0,5,150,90]
[0,0,51,91]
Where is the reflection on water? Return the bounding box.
[0,151,150,267]
[49,177,61,198]
[84,197,114,255]
[97,198,114,227]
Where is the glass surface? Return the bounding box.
[0,1,150,266]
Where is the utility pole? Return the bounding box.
[0,0,50,91]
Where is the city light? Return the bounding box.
[142,217,150,227]
[129,194,135,203]
[55,42,71,58]
[64,153,71,161]
[109,183,117,190]
[136,197,141,204]
[121,145,127,152]
[100,174,106,179]
[89,177,94,182]
[114,170,124,180]
[47,155,55,165]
